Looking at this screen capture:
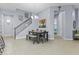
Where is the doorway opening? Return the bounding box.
[54,9,65,40]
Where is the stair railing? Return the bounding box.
[14,17,32,39]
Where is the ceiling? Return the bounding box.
[0,3,79,13]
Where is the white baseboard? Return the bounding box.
[2,35,14,38]
[16,35,73,41]
[16,36,26,39]
[16,35,54,40]
[48,37,54,40]
[63,37,73,40]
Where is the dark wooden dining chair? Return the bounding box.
[28,31,39,44]
[39,32,45,43]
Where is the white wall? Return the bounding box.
[38,6,74,40]
[2,15,14,36]
[38,8,54,40]
[77,9,79,28]
[53,6,74,40]
[58,11,63,36]
[61,11,66,38]
[0,5,75,40]
[62,6,73,40]
[0,12,2,35]
[15,6,74,40]
[0,9,38,39]
[1,10,28,36]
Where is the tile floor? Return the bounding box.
[2,37,79,55]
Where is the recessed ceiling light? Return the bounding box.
[6,19,11,23]
[31,16,34,19]
[34,15,39,19]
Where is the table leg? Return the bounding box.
[37,34,40,43]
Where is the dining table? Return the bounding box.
[29,31,48,43]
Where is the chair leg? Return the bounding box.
[0,48,3,55]
[33,37,36,44]
[37,41,39,44]
[33,40,35,44]
[33,39,38,44]
[39,37,44,43]
[33,37,39,44]
[41,39,44,43]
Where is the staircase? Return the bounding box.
[14,17,32,39]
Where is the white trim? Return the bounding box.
[16,36,25,39]
[63,37,73,40]
[16,35,73,40]
[48,37,54,40]
[16,35,54,40]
